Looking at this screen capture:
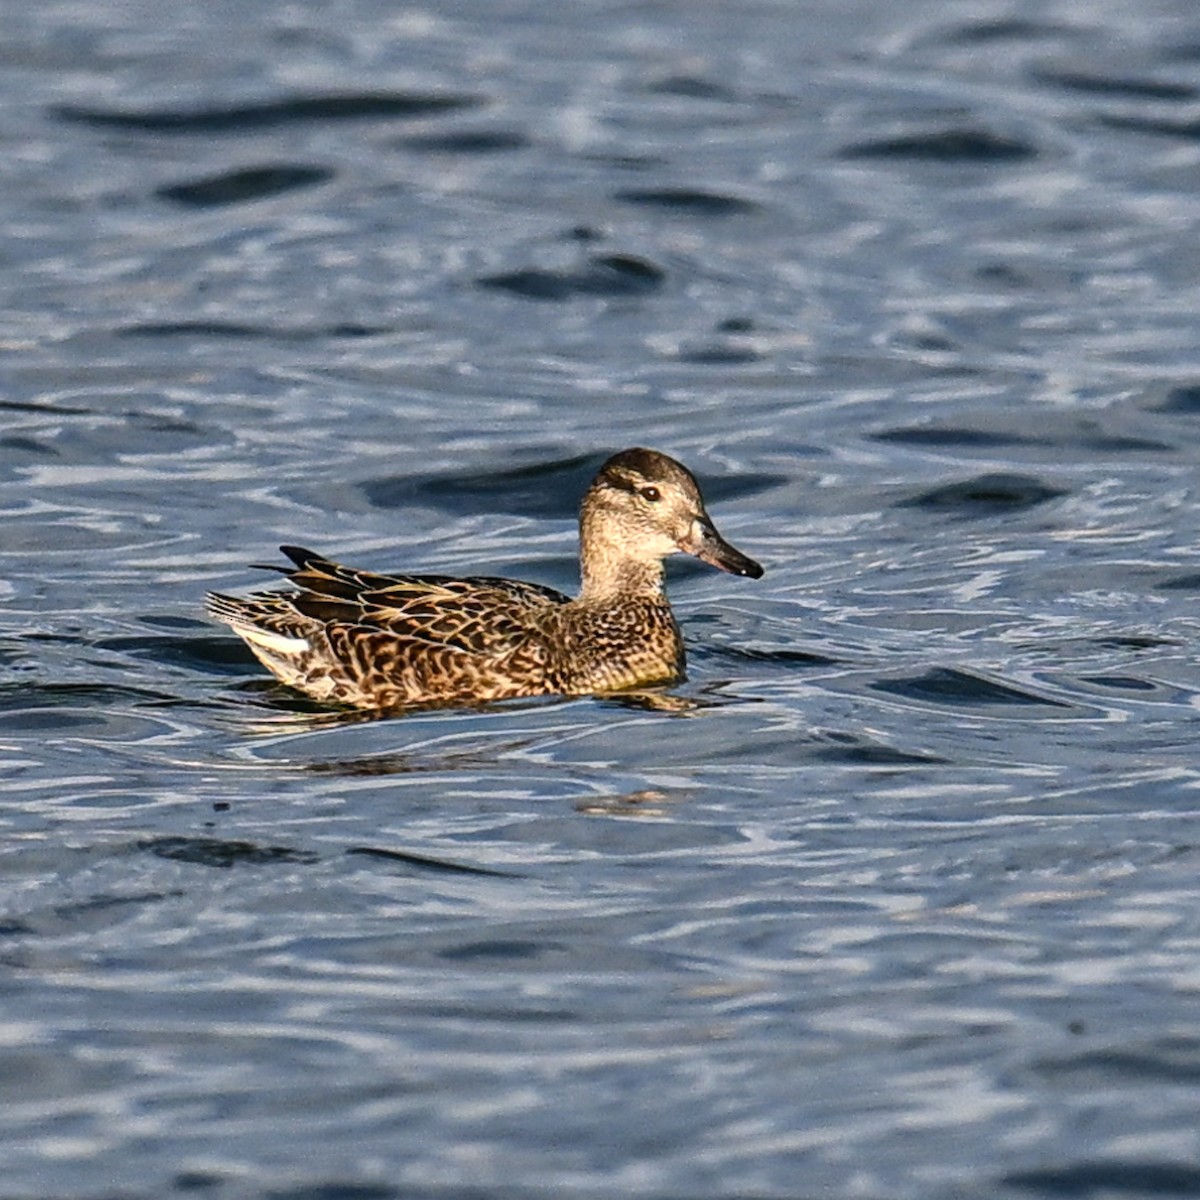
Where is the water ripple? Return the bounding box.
[53,91,482,132]
[7,1,1200,1196]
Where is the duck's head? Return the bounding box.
[581,448,763,585]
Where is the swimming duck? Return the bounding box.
[206,448,763,711]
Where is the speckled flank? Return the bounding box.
[206,448,763,711]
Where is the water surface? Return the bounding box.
[4,1,1200,1197]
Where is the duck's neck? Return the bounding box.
[577,516,667,604]
[579,558,667,604]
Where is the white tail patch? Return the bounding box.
[240,627,310,655]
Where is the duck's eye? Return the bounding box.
[639,486,661,502]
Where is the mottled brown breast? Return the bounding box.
[536,599,685,694]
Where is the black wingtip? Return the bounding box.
[279,544,320,568]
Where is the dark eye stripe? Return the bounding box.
[602,469,641,495]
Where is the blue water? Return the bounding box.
[5,1,1200,1197]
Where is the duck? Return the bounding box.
[206,447,763,711]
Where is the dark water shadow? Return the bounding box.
[53,91,481,133]
[1100,113,1200,140]
[1154,383,1200,414]
[806,731,947,766]
[95,632,261,676]
[363,452,594,516]
[676,342,763,365]
[1029,65,1197,101]
[927,19,1081,46]
[346,845,518,878]
[0,680,176,710]
[871,667,1075,710]
[0,397,94,416]
[1085,634,1181,651]
[701,642,841,670]
[641,74,739,100]
[613,188,760,216]
[394,129,530,153]
[1155,572,1200,591]
[874,425,1035,449]
[477,253,666,301]
[876,422,1171,454]
[898,472,1067,514]
[1003,1160,1200,1196]
[840,127,1039,162]
[3,435,55,456]
[157,165,333,207]
[117,321,389,340]
[1073,673,1167,696]
[259,1184,406,1200]
[1026,1037,1200,1086]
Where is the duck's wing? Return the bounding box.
[257,545,570,654]
[276,545,566,601]
[205,587,499,708]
